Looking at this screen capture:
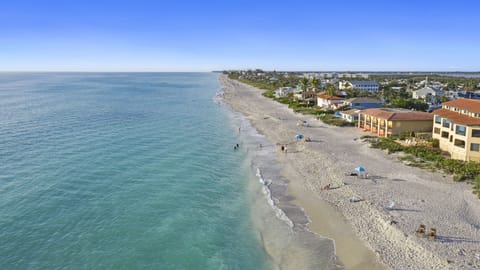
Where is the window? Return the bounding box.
[450,135,453,142]
[434,115,442,124]
[472,129,480,137]
[442,119,450,128]
[441,131,449,139]
[434,127,440,134]
[455,125,466,136]
[471,143,480,152]
[454,139,465,148]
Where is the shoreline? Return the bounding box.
[223,95,340,270]
[220,75,480,270]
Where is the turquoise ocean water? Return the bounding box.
[0,73,336,270]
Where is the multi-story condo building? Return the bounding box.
[432,99,480,162]
[339,80,379,92]
[358,108,433,137]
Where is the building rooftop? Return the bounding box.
[443,98,480,114]
[317,94,344,100]
[345,97,382,104]
[434,108,480,126]
[414,86,443,95]
[341,109,361,115]
[349,80,379,85]
[360,108,433,121]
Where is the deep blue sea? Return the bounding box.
[0,73,336,270]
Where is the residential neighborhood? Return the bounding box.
[225,69,480,163]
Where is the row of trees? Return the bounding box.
[226,70,479,112]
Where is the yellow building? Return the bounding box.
[432,99,480,162]
[358,108,433,137]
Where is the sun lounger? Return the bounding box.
[416,224,426,237]
[428,228,436,241]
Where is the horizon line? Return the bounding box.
[1,70,480,73]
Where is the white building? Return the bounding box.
[339,109,360,123]
[317,94,345,109]
[412,86,443,100]
[339,80,380,92]
[274,87,295,98]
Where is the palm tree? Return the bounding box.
[326,85,336,96]
[310,77,320,92]
[299,77,309,99]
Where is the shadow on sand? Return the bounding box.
[435,236,480,244]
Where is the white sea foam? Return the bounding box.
[256,168,294,228]
[221,101,340,270]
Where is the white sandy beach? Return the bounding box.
[220,75,480,270]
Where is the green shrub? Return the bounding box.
[370,138,404,153]
[454,173,468,182]
[262,90,275,98]
[317,114,354,126]
[403,146,442,162]
[273,96,291,104]
[473,175,480,198]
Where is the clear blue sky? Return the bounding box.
[1,0,479,71]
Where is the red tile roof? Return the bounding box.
[360,108,433,121]
[443,98,480,113]
[433,108,480,126]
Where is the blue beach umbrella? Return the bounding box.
[355,166,366,172]
[295,134,304,140]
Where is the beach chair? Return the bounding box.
[416,224,426,237]
[428,228,437,241]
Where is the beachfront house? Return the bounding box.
[339,80,380,93]
[412,86,443,102]
[292,86,304,100]
[412,86,441,99]
[339,109,360,123]
[358,108,433,137]
[317,93,345,110]
[343,97,382,110]
[432,99,480,162]
[274,87,295,98]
